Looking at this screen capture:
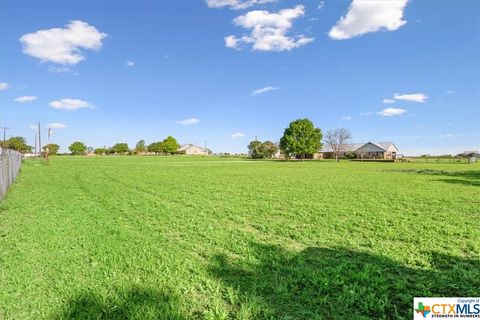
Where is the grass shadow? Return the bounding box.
[210,243,480,319]
[391,169,480,187]
[52,286,186,320]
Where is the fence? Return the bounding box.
[0,149,23,199]
[397,155,470,164]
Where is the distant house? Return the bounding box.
[316,142,399,160]
[178,144,211,155]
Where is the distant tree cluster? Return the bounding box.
[65,136,180,156]
[147,136,180,155]
[247,140,278,159]
[3,137,32,153]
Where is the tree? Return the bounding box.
[324,128,352,162]
[247,140,262,158]
[248,140,278,159]
[42,143,60,155]
[259,141,278,159]
[279,119,322,160]
[110,143,130,154]
[162,136,179,155]
[6,137,32,153]
[135,140,146,153]
[94,148,107,155]
[69,141,87,155]
[147,142,164,155]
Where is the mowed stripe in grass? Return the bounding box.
[0,156,479,319]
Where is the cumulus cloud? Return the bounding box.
[49,98,94,111]
[382,98,395,104]
[377,107,406,117]
[206,0,275,10]
[225,5,314,51]
[14,96,37,103]
[177,117,200,125]
[329,0,408,40]
[252,86,278,96]
[0,81,8,90]
[341,116,352,121]
[48,122,67,129]
[20,20,107,65]
[394,92,428,103]
[230,132,245,138]
[126,61,135,67]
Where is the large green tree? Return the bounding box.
[279,119,322,160]
[42,143,60,155]
[162,136,179,155]
[69,141,87,155]
[5,136,32,153]
[110,143,130,154]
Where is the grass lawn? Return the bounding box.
[0,156,479,319]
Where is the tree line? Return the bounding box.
[68,136,181,155]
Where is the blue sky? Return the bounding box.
[0,0,479,155]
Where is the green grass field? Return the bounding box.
[1,156,479,319]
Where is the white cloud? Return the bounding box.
[20,20,107,65]
[341,116,352,121]
[29,124,39,129]
[49,98,94,111]
[225,5,314,51]
[382,98,395,104]
[438,134,459,138]
[177,117,200,125]
[126,61,135,67]
[48,65,73,73]
[445,90,455,95]
[206,0,275,10]
[360,112,373,116]
[48,122,67,129]
[0,81,8,90]
[394,92,428,103]
[252,86,278,96]
[377,107,406,117]
[329,0,408,40]
[14,96,37,103]
[230,132,245,138]
[318,1,325,10]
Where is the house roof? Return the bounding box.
[179,144,205,151]
[321,142,396,153]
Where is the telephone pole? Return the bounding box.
[0,126,9,153]
[38,121,42,154]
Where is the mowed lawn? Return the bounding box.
[0,156,479,319]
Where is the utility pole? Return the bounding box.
[38,121,42,155]
[0,126,9,154]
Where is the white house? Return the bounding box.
[178,144,210,155]
[316,142,399,160]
